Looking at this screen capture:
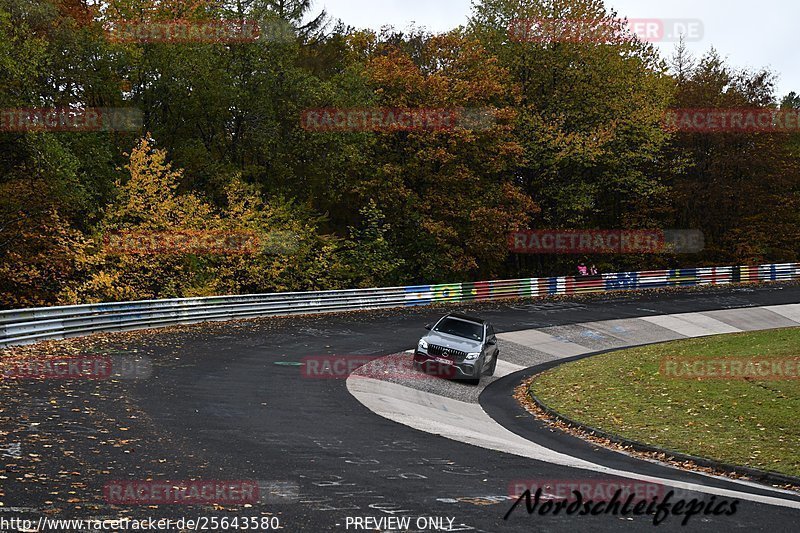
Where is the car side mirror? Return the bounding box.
[487,338,496,346]
[425,324,433,331]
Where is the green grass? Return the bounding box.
[530,328,800,477]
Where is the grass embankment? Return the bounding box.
[530,328,800,477]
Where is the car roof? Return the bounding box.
[445,312,487,325]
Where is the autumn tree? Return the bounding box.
[0,0,131,307]
[468,0,675,273]
[351,29,537,282]
[665,49,800,263]
[82,137,351,301]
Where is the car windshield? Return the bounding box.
[433,318,483,341]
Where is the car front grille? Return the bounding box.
[428,344,467,360]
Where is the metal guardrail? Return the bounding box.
[1,263,797,348]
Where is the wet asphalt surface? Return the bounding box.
[1,283,799,532]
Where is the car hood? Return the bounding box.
[424,331,482,352]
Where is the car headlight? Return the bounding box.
[466,352,480,361]
[418,339,428,351]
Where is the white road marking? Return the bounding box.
[497,330,590,358]
[640,313,741,337]
[763,303,800,323]
[494,359,525,378]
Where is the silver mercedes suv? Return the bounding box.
[413,312,499,385]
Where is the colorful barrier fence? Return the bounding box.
[402,264,798,304]
[1,263,797,348]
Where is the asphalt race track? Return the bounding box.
[2,284,800,532]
